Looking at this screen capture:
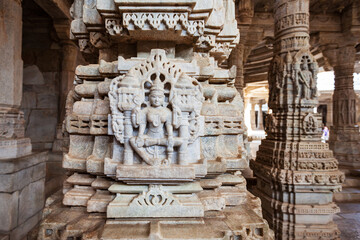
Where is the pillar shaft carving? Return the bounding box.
[229,43,245,92]
[251,0,344,239]
[325,45,360,167]
[332,46,357,127]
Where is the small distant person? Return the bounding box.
[321,126,329,143]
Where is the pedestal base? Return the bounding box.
[116,165,196,183]
[37,191,274,240]
[0,151,47,239]
[329,126,360,168]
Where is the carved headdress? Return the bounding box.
[149,73,166,95]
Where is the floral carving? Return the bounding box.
[131,185,179,207]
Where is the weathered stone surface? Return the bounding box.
[0,138,32,159]
[23,65,45,85]
[63,186,95,206]
[36,94,58,109]
[87,190,115,213]
[197,190,226,211]
[22,91,37,109]
[19,179,45,225]
[0,234,9,240]
[0,162,45,192]
[0,151,47,174]
[26,109,57,143]
[0,191,19,232]
[11,210,43,240]
[0,0,23,109]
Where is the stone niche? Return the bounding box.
[37,0,274,239]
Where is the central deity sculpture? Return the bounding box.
[108,50,204,181]
[130,75,174,166]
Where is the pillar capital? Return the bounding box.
[322,45,356,69]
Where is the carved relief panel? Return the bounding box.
[107,50,205,182]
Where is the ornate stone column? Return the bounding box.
[0,0,46,238]
[250,102,257,130]
[229,43,245,93]
[251,0,344,239]
[326,45,360,168]
[258,102,264,130]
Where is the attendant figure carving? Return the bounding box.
[298,63,313,100]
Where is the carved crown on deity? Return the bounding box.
[108,50,205,183]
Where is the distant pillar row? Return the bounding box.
[248,100,266,131]
[251,0,344,239]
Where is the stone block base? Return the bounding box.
[0,138,32,159]
[38,193,274,240]
[252,176,342,240]
[0,151,47,239]
[276,221,340,240]
[116,165,196,183]
[329,126,360,168]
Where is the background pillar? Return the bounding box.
[251,0,344,239]
[327,45,360,168]
[0,0,46,238]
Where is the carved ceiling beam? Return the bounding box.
[33,0,72,20]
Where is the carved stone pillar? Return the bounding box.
[59,42,79,124]
[0,0,31,158]
[251,0,344,239]
[0,0,46,238]
[327,45,360,168]
[258,102,264,130]
[250,102,257,130]
[229,43,245,93]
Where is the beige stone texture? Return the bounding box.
[0,191,19,232]
[0,0,23,109]
[19,179,45,225]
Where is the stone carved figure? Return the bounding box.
[269,56,283,105]
[303,113,318,134]
[293,54,318,101]
[129,76,174,166]
[298,62,313,99]
[109,50,203,167]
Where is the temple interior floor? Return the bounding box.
[334,203,360,240]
